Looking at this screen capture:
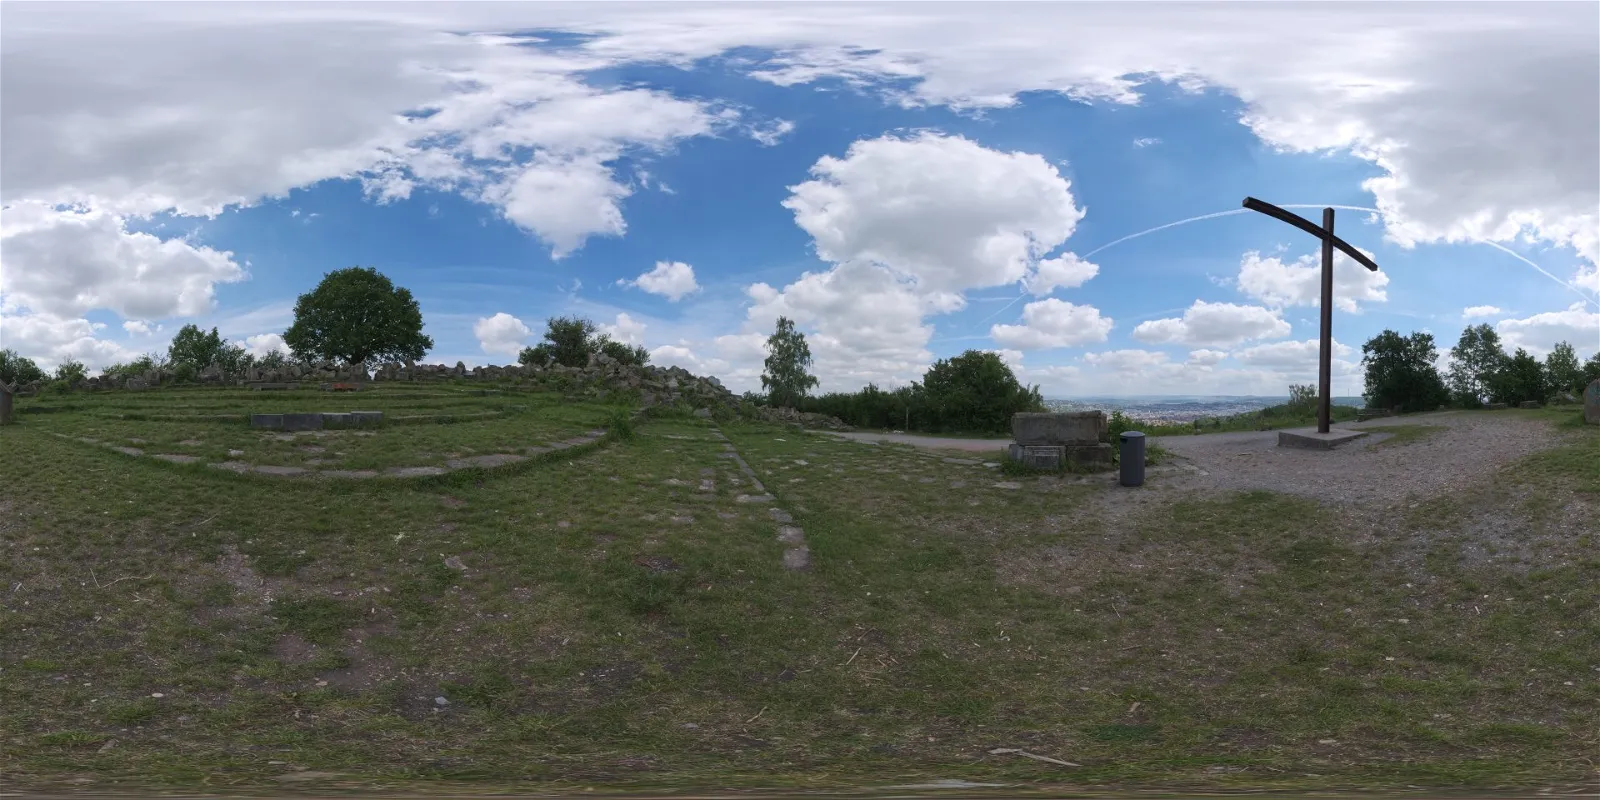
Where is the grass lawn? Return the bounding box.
[1,389,1595,793]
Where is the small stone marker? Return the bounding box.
[0,383,12,426]
[1585,379,1600,425]
[1006,411,1112,468]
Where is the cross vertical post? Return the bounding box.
[1241,197,1382,439]
[1318,208,1335,434]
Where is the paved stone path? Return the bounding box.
[709,426,810,571]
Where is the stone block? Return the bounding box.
[249,413,285,429]
[1064,443,1114,468]
[321,412,355,428]
[1585,379,1600,425]
[351,411,384,427]
[1008,443,1065,469]
[280,413,324,431]
[1517,400,1542,409]
[1012,411,1107,446]
[1486,402,1509,410]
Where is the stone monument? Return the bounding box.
[1007,411,1112,469]
[0,382,14,426]
[1585,379,1600,425]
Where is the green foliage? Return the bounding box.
[919,350,1044,433]
[1543,341,1583,395]
[760,316,818,408]
[1286,383,1317,415]
[0,349,46,385]
[167,324,227,371]
[1491,348,1548,406]
[52,360,87,383]
[1362,329,1450,412]
[101,353,166,382]
[1583,352,1600,389]
[517,316,649,369]
[284,266,433,366]
[256,349,289,369]
[605,407,636,441]
[1446,324,1506,407]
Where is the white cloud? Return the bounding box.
[600,312,647,344]
[1462,305,1503,319]
[0,202,245,320]
[1187,349,1228,367]
[1022,253,1100,297]
[1083,349,1170,372]
[751,119,796,146]
[0,311,138,373]
[1132,137,1162,148]
[1233,338,1354,368]
[741,132,1098,389]
[1132,300,1292,348]
[122,320,161,336]
[1573,265,1599,296]
[472,312,533,357]
[1236,250,1390,313]
[621,261,700,301]
[1496,302,1600,357]
[985,349,1024,368]
[990,299,1113,350]
[243,333,288,357]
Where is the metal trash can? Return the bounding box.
[1119,431,1145,487]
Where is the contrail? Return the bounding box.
[985,202,1595,325]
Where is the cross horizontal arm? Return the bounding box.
[1241,197,1381,272]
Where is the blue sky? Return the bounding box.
[3,3,1596,396]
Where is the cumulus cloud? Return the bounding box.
[739,132,1099,389]
[1462,305,1503,319]
[1187,349,1228,367]
[1236,249,1389,313]
[0,202,245,320]
[1573,265,1599,296]
[1133,137,1162,148]
[243,333,289,357]
[0,311,138,373]
[620,261,700,301]
[472,312,533,357]
[600,312,647,344]
[1083,349,1170,372]
[122,320,161,336]
[750,119,796,146]
[990,299,1113,350]
[1132,300,1292,348]
[1233,338,1354,368]
[1496,302,1600,357]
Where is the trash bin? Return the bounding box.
[1119,431,1145,487]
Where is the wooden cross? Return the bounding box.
[1242,198,1382,434]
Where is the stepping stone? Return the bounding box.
[918,477,935,484]
[698,480,715,492]
[735,494,775,504]
[152,453,201,464]
[943,457,980,465]
[253,465,309,477]
[663,478,690,487]
[386,466,448,478]
[777,525,805,544]
[670,515,694,524]
[782,547,811,570]
[769,509,794,524]
[112,446,144,457]
[991,481,1022,490]
[209,461,251,473]
[322,470,379,479]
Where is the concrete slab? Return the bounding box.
[1277,428,1368,450]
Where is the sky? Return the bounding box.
[2,1,1597,398]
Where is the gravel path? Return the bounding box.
[825,411,1567,510]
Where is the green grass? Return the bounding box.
[0,386,1595,792]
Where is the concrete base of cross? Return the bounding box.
[1277,428,1368,450]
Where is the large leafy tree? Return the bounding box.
[920,350,1044,433]
[284,267,432,366]
[1362,329,1450,412]
[0,349,46,386]
[761,316,818,409]
[1490,347,1548,405]
[1583,352,1600,389]
[1543,341,1583,395]
[1445,324,1506,407]
[53,359,88,383]
[517,317,649,369]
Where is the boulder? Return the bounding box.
[1585,379,1600,425]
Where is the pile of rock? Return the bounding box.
[1007,411,1113,469]
[755,405,852,430]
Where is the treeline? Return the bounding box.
[783,350,1044,434]
[1362,324,1599,412]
